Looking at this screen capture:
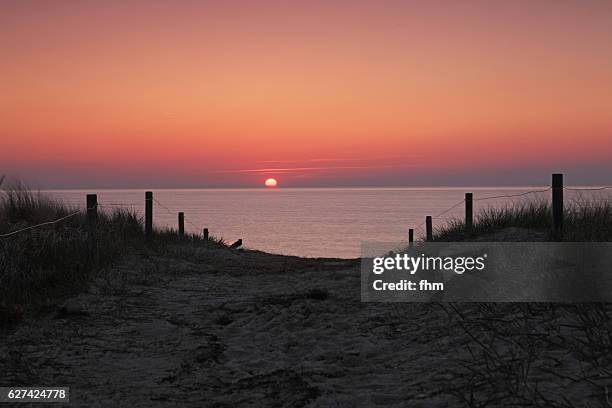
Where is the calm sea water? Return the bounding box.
[45,187,608,258]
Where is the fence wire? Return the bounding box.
[0,210,81,238]
[1,185,610,240]
[153,198,173,214]
[564,186,612,192]
[409,185,611,238]
[186,219,201,232]
[0,193,205,239]
[153,198,205,233]
[473,187,551,201]
[99,202,141,208]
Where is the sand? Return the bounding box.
[1,239,610,407]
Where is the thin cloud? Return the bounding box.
[259,158,367,164]
[258,155,420,164]
[216,165,399,174]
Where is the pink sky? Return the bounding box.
[1,1,611,188]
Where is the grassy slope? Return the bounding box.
[433,200,612,242]
[430,199,612,406]
[0,184,225,318]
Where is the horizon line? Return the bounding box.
[37,184,609,192]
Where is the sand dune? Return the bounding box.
[1,242,609,406]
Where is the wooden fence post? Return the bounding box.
[87,194,97,256]
[203,228,209,241]
[145,191,153,240]
[425,216,432,242]
[408,228,414,247]
[465,192,473,231]
[178,212,185,238]
[552,173,564,240]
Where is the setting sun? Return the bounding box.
[264,178,278,188]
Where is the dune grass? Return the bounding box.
[439,302,612,407]
[429,198,612,406]
[0,182,225,318]
[433,199,612,242]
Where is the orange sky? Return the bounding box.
[1,1,611,187]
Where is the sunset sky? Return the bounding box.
[2,1,611,188]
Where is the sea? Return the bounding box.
[45,187,609,258]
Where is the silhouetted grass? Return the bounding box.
[433,199,612,242]
[0,183,226,319]
[429,198,612,406]
[440,302,612,407]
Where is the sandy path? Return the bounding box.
[1,244,462,407]
[3,242,607,407]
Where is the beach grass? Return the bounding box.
[433,199,612,242]
[439,302,612,406]
[430,198,612,405]
[0,182,225,318]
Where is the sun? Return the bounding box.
[264,178,278,188]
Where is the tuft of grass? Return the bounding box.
[433,199,612,242]
[0,182,226,317]
[0,184,144,312]
[0,181,75,230]
[564,199,612,241]
[441,303,612,407]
